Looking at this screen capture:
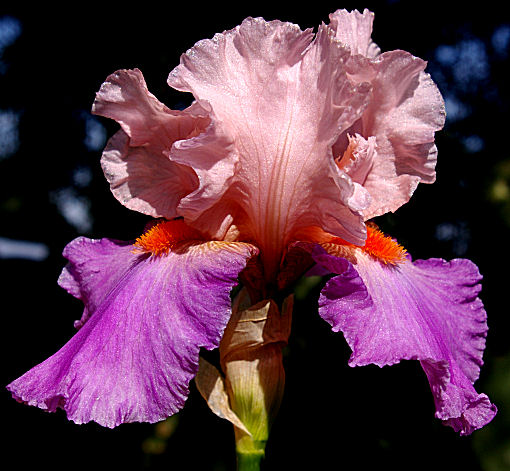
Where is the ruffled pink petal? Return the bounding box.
[356,51,445,219]
[329,12,446,219]
[7,237,257,428]
[335,133,376,186]
[315,247,496,435]
[171,114,239,239]
[100,130,196,219]
[168,18,372,277]
[93,68,207,148]
[93,69,237,225]
[328,9,380,58]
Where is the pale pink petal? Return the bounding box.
[171,113,238,238]
[93,69,237,224]
[329,9,380,58]
[344,51,445,218]
[335,133,376,186]
[92,68,209,148]
[168,18,372,278]
[364,56,445,218]
[328,11,446,220]
[100,130,197,218]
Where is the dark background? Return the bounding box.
[1,1,509,469]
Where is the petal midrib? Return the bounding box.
[264,90,298,266]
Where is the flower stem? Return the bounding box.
[218,289,293,471]
[236,451,264,471]
[235,434,266,471]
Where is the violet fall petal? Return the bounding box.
[315,247,496,435]
[57,236,137,328]
[7,237,257,428]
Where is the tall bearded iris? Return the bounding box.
[8,7,495,449]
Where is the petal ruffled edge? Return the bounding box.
[57,236,137,328]
[93,69,238,230]
[329,9,381,58]
[7,236,258,428]
[355,51,445,219]
[313,245,496,435]
[168,17,373,272]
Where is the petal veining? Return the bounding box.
[168,18,372,279]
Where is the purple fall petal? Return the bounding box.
[315,247,496,435]
[7,237,256,428]
[57,237,136,328]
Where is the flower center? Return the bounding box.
[335,134,357,169]
[134,219,203,256]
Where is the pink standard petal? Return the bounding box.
[168,18,372,278]
[357,51,445,219]
[171,113,239,239]
[329,12,446,219]
[93,69,237,224]
[93,68,206,149]
[100,130,197,219]
[336,133,376,187]
[315,247,496,435]
[7,237,257,428]
[328,9,381,58]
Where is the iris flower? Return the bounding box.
[8,9,496,436]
